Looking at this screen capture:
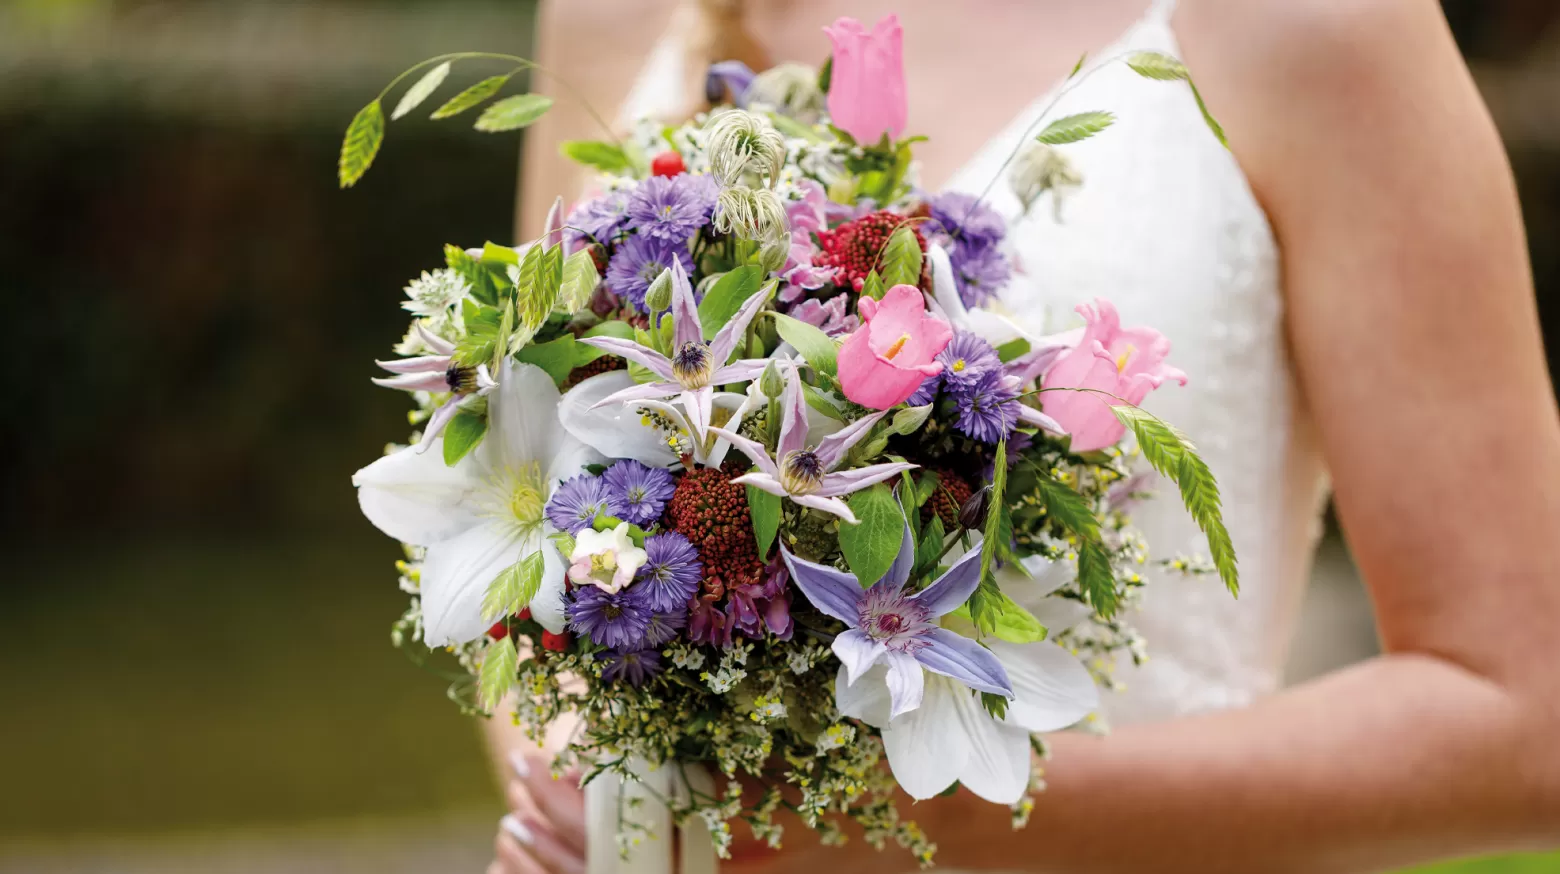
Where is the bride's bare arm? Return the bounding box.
[798,4,1560,873]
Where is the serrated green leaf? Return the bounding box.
[478,635,519,712]
[913,514,945,578]
[560,140,632,175]
[771,313,838,376]
[481,551,547,622]
[1035,111,1116,145]
[431,73,510,120]
[513,334,599,386]
[474,93,554,132]
[516,243,558,338]
[951,592,1048,644]
[442,409,487,466]
[971,438,1010,634]
[861,270,886,301]
[1189,81,1229,148]
[1125,50,1189,81]
[338,100,385,188]
[392,61,451,121]
[747,483,781,557]
[557,248,599,314]
[878,224,923,289]
[1076,539,1118,618]
[697,266,765,341]
[1032,470,1120,617]
[838,484,904,586]
[447,244,501,307]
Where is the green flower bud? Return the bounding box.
[644,267,674,313]
[760,361,785,399]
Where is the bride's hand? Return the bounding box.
[490,752,587,874]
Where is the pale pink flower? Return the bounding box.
[823,15,907,144]
[838,284,953,410]
[1040,299,1187,452]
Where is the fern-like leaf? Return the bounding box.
[431,74,510,120]
[478,635,519,712]
[1033,473,1120,617]
[338,100,385,188]
[1125,50,1189,81]
[516,243,558,336]
[557,248,599,314]
[878,224,924,290]
[1035,111,1116,145]
[391,61,451,121]
[474,94,554,132]
[481,551,546,621]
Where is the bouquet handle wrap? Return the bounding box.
[585,759,718,874]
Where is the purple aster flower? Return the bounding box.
[953,370,1021,444]
[566,190,631,248]
[949,243,1011,308]
[928,191,1007,250]
[642,610,687,647]
[545,474,608,535]
[907,330,1003,406]
[782,522,1012,718]
[566,584,652,650]
[600,648,663,686]
[625,175,717,245]
[635,532,703,613]
[602,460,677,526]
[605,234,695,310]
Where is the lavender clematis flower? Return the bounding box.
[705,60,757,106]
[578,260,772,443]
[372,322,495,452]
[782,522,1012,719]
[710,366,916,524]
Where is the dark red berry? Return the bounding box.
[486,621,510,640]
[650,151,686,177]
[541,631,570,652]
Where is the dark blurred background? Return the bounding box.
[0,1,1554,871]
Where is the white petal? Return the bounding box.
[834,664,892,727]
[990,640,1099,734]
[1002,556,1091,635]
[832,629,888,686]
[421,522,527,647]
[885,652,926,718]
[529,531,569,634]
[881,675,970,800]
[488,361,565,471]
[558,372,679,467]
[946,677,1034,805]
[545,434,605,486]
[352,443,482,546]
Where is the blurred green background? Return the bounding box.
[0,1,1555,871]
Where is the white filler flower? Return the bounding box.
[353,360,601,646]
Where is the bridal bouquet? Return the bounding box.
[345,13,1234,867]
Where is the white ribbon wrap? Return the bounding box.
[584,759,718,874]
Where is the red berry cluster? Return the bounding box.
[562,355,625,390]
[920,467,974,530]
[666,466,763,590]
[815,210,929,292]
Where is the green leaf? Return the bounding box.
[1076,539,1118,618]
[697,266,765,341]
[1125,50,1189,81]
[886,404,933,437]
[560,140,633,175]
[878,224,923,289]
[338,100,385,188]
[771,313,838,376]
[482,551,547,621]
[442,409,488,466]
[513,334,599,386]
[1189,81,1229,148]
[971,438,1010,634]
[474,93,554,132]
[516,243,559,337]
[392,61,451,121]
[1031,466,1120,617]
[584,320,634,341]
[950,594,1048,644]
[431,73,510,119]
[995,338,1031,363]
[447,244,501,307]
[557,248,600,314]
[802,384,846,421]
[837,484,905,586]
[1035,111,1116,145]
[747,483,781,557]
[481,241,520,266]
[453,302,501,366]
[860,270,886,301]
[914,514,945,578]
[478,635,519,712]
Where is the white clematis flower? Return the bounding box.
[568,522,647,594]
[558,370,752,468]
[352,360,602,646]
[835,556,1099,804]
[925,244,1042,347]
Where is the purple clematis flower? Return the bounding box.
[372,323,495,452]
[783,522,1012,718]
[578,260,771,441]
[710,366,916,524]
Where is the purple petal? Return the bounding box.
[910,545,984,616]
[1007,329,1084,385]
[814,462,918,498]
[414,399,461,454]
[542,195,564,248]
[415,322,456,355]
[669,259,702,351]
[709,284,772,365]
[915,627,1013,698]
[833,628,888,686]
[884,652,926,719]
[792,493,858,523]
[373,371,453,392]
[706,59,757,105]
[577,336,675,381]
[813,410,889,471]
[708,427,781,479]
[709,359,768,385]
[781,547,864,622]
[588,380,681,410]
[375,354,451,374]
[885,519,916,588]
[776,367,810,461]
[730,471,787,496]
[1017,405,1066,435]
